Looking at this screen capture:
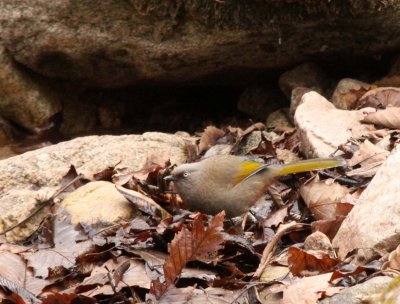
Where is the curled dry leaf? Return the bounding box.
[115,185,171,219]
[346,139,389,178]
[300,178,350,220]
[199,126,225,154]
[357,87,400,109]
[362,107,400,129]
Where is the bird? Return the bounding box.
[164,154,345,217]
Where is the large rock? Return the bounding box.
[0,132,189,242]
[294,91,372,158]
[333,147,400,263]
[1,1,400,87]
[0,45,61,130]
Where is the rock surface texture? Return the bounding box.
[0,132,189,242]
[294,91,372,158]
[333,147,400,263]
[1,1,400,87]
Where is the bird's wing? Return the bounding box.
[233,160,267,186]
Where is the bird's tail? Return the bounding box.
[274,158,346,176]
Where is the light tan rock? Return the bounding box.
[0,132,189,242]
[294,91,372,158]
[61,181,135,225]
[0,188,53,243]
[333,146,400,263]
[0,46,62,130]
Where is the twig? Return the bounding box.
[253,221,306,278]
[0,174,83,235]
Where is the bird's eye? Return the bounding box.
[183,172,189,178]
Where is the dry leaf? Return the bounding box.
[150,212,225,300]
[300,178,350,220]
[346,139,389,177]
[311,216,347,240]
[282,273,342,304]
[362,107,400,129]
[24,207,93,279]
[357,87,400,109]
[288,247,340,276]
[115,185,171,219]
[199,126,225,153]
[0,252,47,298]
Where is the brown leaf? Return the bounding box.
[288,247,340,276]
[311,216,347,240]
[329,264,367,283]
[357,87,400,109]
[150,212,225,300]
[262,204,292,228]
[282,273,342,304]
[362,107,400,129]
[199,126,225,153]
[24,207,93,278]
[77,257,150,296]
[300,178,350,220]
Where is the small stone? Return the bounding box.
[333,146,400,263]
[279,63,332,98]
[294,91,372,158]
[61,181,136,225]
[266,108,294,130]
[304,231,333,252]
[331,78,375,110]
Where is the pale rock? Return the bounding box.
[331,78,375,110]
[0,188,53,243]
[294,91,372,158]
[333,147,400,263]
[61,181,135,225]
[0,132,189,242]
[320,276,392,304]
[0,45,62,130]
[278,63,331,98]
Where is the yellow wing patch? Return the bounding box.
[234,160,264,185]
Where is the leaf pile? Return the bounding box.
[1,88,400,304]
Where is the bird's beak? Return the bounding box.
[164,175,176,182]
